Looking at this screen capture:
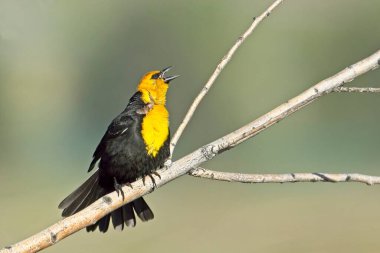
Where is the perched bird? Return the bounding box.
[58,67,179,232]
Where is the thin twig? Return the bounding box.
[334,87,380,93]
[169,0,285,156]
[189,167,380,185]
[2,47,379,253]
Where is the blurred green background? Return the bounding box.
[1,0,380,252]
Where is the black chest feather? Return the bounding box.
[98,115,170,188]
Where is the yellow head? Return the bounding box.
[137,66,179,105]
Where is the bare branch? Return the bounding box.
[2,47,379,253]
[169,0,284,156]
[189,167,380,186]
[1,0,380,250]
[334,87,380,93]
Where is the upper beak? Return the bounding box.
[160,66,180,83]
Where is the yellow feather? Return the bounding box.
[141,105,169,157]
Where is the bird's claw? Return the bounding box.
[113,177,125,201]
[141,171,161,190]
[148,174,157,189]
[152,171,161,179]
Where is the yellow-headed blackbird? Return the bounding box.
[58,67,179,232]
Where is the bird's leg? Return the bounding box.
[113,177,125,201]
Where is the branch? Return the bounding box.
[1,2,287,252]
[2,48,379,253]
[2,3,380,253]
[189,167,380,185]
[169,0,284,156]
[334,86,380,93]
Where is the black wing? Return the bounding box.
[88,92,146,172]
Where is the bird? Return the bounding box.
[58,66,179,232]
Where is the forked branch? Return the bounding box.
[1,0,380,252]
[2,43,379,253]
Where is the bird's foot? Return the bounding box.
[113,177,125,201]
[142,171,161,190]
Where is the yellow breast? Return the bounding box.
[141,105,169,157]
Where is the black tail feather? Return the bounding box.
[59,171,154,232]
[111,207,124,231]
[86,221,100,232]
[60,173,105,217]
[123,203,136,227]
[133,197,154,222]
[99,214,111,233]
[74,182,102,213]
[58,171,99,210]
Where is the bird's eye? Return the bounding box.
[151,73,160,79]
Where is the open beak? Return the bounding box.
[160,66,180,83]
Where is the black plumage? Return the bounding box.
[59,91,170,232]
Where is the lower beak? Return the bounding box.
[164,75,180,83]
